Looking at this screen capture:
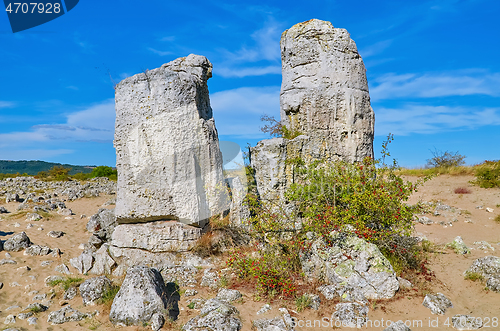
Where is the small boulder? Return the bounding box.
[216,288,242,303]
[79,276,112,306]
[183,298,242,331]
[447,236,470,255]
[452,314,483,330]
[47,231,64,238]
[333,302,369,328]
[422,293,453,315]
[4,232,31,251]
[109,266,169,326]
[0,206,8,213]
[465,256,500,292]
[383,320,412,331]
[47,305,91,324]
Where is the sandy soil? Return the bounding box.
[0,175,499,331]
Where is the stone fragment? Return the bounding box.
[417,216,434,225]
[109,266,169,326]
[422,293,453,315]
[151,313,165,331]
[216,288,242,303]
[27,317,38,325]
[64,287,78,300]
[0,206,8,213]
[17,312,33,320]
[57,208,72,216]
[47,305,91,324]
[25,213,42,222]
[89,244,116,275]
[70,250,94,274]
[25,303,48,312]
[47,231,64,238]
[4,232,31,251]
[252,317,288,331]
[114,54,229,225]
[447,236,471,255]
[184,289,198,297]
[333,302,369,328]
[0,259,17,265]
[24,244,51,256]
[452,314,483,330]
[465,256,500,292]
[55,264,71,275]
[86,208,117,245]
[79,276,112,305]
[397,277,413,289]
[383,320,412,331]
[183,298,241,331]
[111,221,201,252]
[256,304,271,315]
[200,268,220,289]
[4,315,15,324]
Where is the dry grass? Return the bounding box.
[396,166,475,177]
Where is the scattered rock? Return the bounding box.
[45,275,64,286]
[4,315,15,324]
[417,216,434,225]
[0,259,17,265]
[473,241,495,251]
[27,317,38,325]
[25,303,48,312]
[25,213,42,222]
[447,236,471,255]
[55,264,71,275]
[0,206,8,213]
[452,314,483,330]
[397,277,413,289]
[24,244,51,256]
[79,276,112,305]
[86,208,117,247]
[301,232,399,300]
[422,293,453,314]
[17,312,34,320]
[252,317,289,331]
[64,287,78,300]
[465,256,500,292]
[3,232,31,251]
[200,268,220,289]
[486,207,494,213]
[47,305,91,324]
[305,293,321,310]
[70,249,94,274]
[33,293,47,301]
[89,244,116,275]
[57,208,73,216]
[184,289,198,297]
[333,301,369,328]
[183,298,242,331]
[216,288,242,303]
[110,266,170,326]
[47,231,64,238]
[383,320,412,331]
[256,304,272,315]
[151,313,165,331]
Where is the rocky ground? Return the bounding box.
[0,174,499,331]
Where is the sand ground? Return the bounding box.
[0,174,499,331]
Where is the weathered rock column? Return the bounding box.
[251,19,375,202]
[114,54,230,225]
[280,19,374,162]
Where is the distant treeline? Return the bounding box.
[0,160,95,175]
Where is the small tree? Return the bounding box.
[426,149,466,168]
[260,114,283,138]
[48,165,71,181]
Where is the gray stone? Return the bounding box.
[422,293,453,315]
[252,317,288,331]
[4,232,31,251]
[417,216,434,225]
[47,230,64,238]
[86,208,117,244]
[27,317,38,325]
[55,264,71,275]
[45,275,64,286]
[184,289,198,297]
[465,256,500,292]
[70,249,94,274]
[183,298,241,331]
[63,287,78,300]
[111,221,201,252]
[216,288,242,303]
[256,304,271,315]
[109,266,169,326]
[0,206,8,213]
[24,244,51,256]
[57,208,72,216]
[4,315,15,324]
[25,303,48,312]
[17,312,34,320]
[25,213,42,222]
[79,276,112,305]
[452,314,483,330]
[333,301,369,328]
[302,232,399,299]
[89,244,116,275]
[33,293,47,301]
[227,176,250,227]
[151,313,165,331]
[397,277,413,289]
[383,320,412,331]
[447,236,470,254]
[200,268,220,289]
[47,305,91,324]
[0,259,17,265]
[114,54,230,225]
[305,293,321,310]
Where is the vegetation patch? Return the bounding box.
[454,187,471,194]
[464,271,484,282]
[48,277,83,291]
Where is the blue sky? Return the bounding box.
[1,0,499,168]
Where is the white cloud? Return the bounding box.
[0,101,15,108]
[147,47,173,56]
[215,65,281,78]
[211,86,280,138]
[0,99,115,148]
[375,105,500,135]
[371,71,500,100]
[359,39,393,58]
[0,149,73,160]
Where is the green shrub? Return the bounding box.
[48,277,83,291]
[464,271,484,282]
[426,149,466,168]
[89,166,117,179]
[48,165,72,181]
[295,294,313,312]
[97,285,120,305]
[473,160,500,188]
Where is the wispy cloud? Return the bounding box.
[211,86,280,138]
[376,105,500,135]
[359,39,393,58]
[0,149,74,160]
[371,71,500,100]
[147,47,173,56]
[0,101,15,108]
[160,36,176,42]
[0,99,115,148]
[215,65,281,78]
